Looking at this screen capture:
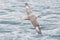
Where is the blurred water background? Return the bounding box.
[0,0,60,40]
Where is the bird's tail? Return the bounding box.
[25,3,32,15]
[35,26,42,34]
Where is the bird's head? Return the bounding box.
[25,3,28,6]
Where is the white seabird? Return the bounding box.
[21,3,42,34]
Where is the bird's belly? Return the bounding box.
[30,19,39,27]
[28,15,39,27]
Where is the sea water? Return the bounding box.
[0,0,60,40]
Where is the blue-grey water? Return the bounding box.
[0,0,60,40]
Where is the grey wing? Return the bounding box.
[31,19,41,34]
[25,3,32,15]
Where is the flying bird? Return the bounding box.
[21,3,42,34]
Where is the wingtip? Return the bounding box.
[35,26,42,34]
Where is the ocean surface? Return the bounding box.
[0,0,60,40]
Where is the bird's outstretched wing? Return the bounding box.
[31,18,42,34]
[25,3,32,15]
